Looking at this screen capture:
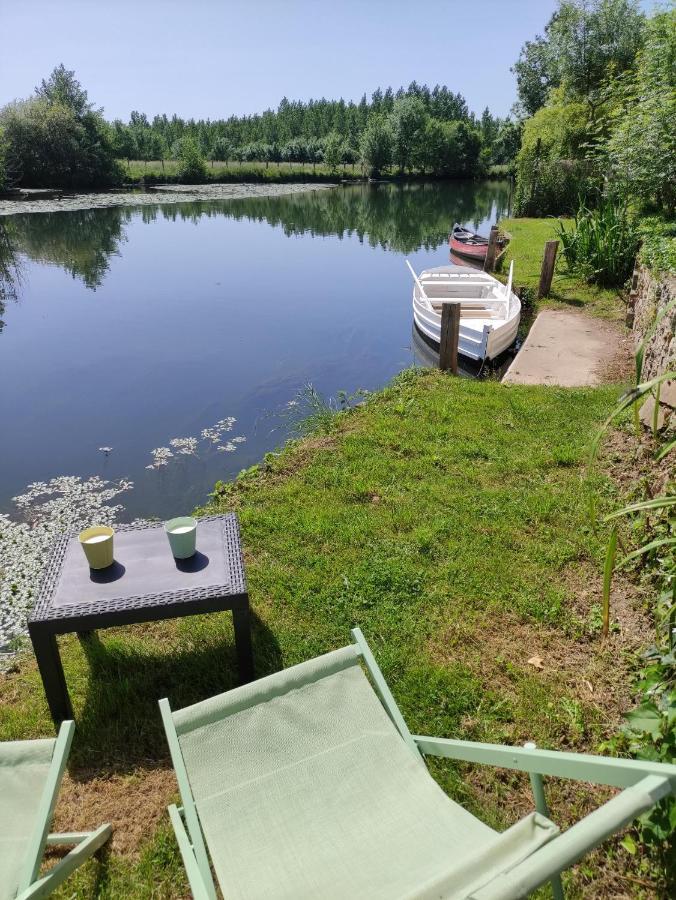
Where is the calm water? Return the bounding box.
[0,180,510,519]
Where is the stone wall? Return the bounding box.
[629,265,676,379]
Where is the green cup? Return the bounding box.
[79,525,114,570]
[165,516,197,559]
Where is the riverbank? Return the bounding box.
[0,371,660,897]
[0,181,335,217]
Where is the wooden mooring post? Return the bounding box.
[439,303,460,374]
[484,225,499,273]
[537,239,559,298]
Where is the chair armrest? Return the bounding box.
[16,823,111,900]
[469,775,671,900]
[168,804,214,900]
[414,735,676,790]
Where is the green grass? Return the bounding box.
[124,159,362,182]
[498,218,625,318]
[2,371,654,897]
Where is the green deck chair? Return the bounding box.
[160,629,676,900]
[1,720,111,900]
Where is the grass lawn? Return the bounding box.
[0,371,658,897]
[124,159,361,182]
[498,218,625,319]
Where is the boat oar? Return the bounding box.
[405,259,429,303]
[504,260,514,300]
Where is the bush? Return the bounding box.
[0,98,122,189]
[514,155,596,216]
[175,138,207,182]
[555,201,639,286]
[637,219,676,275]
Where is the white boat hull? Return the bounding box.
[411,264,521,361]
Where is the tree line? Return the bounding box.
[0,70,520,189]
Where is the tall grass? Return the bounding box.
[555,201,639,287]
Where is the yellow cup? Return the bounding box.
[79,525,115,569]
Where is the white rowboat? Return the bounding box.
[407,260,521,361]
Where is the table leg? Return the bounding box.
[232,603,254,684]
[28,626,73,727]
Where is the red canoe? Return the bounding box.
[448,223,504,261]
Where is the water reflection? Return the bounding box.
[0,222,20,332]
[4,180,510,298]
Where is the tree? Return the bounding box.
[359,115,392,177]
[607,9,676,213]
[208,137,231,167]
[0,65,121,188]
[512,0,645,116]
[0,97,120,188]
[35,64,93,117]
[548,0,644,105]
[512,34,556,117]
[175,137,206,182]
[323,131,343,173]
[389,96,428,173]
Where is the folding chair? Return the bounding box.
[160,629,675,899]
[1,721,111,900]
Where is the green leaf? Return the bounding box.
[620,834,637,855]
[604,496,676,520]
[625,703,663,738]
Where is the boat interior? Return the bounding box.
[417,272,508,319]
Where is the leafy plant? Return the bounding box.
[555,200,639,286]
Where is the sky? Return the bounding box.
[0,0,656,122]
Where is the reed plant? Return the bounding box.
[555,200,639,287]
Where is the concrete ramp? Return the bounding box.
[502,309,622,386]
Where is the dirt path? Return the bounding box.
[503,309,630,386]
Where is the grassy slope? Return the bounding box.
[499,218,623,318]
[2,371,653,898]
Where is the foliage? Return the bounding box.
[512,0,645,116]
[322,131,344,173]
[0,66,121,189]
[555,200,639,286]
[512,91,596,214]
[606,9,676,216]
[359,115,392,176]
[175,137,207,182]
[389,96,428,173]
[637,218,676,276]
[510,1,665,218]
[498,216,622,313]
[0,127,8,193]
[106,81,512,180]
[591,371,676,876]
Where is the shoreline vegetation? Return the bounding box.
[0,70,517,192]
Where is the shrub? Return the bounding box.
[175,138,207,182]
[555,200,639,286]
[637,218,676,276]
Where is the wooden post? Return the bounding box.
[484,225,499,272]
[537,239,559,299]
[439,303,460,374]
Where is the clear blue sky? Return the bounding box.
[0,0,654,121]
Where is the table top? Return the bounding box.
[29,513,246,624]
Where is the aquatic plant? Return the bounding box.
[0,475,132,654]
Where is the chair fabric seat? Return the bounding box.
[175,651,557,899]
[0,738,56,900]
